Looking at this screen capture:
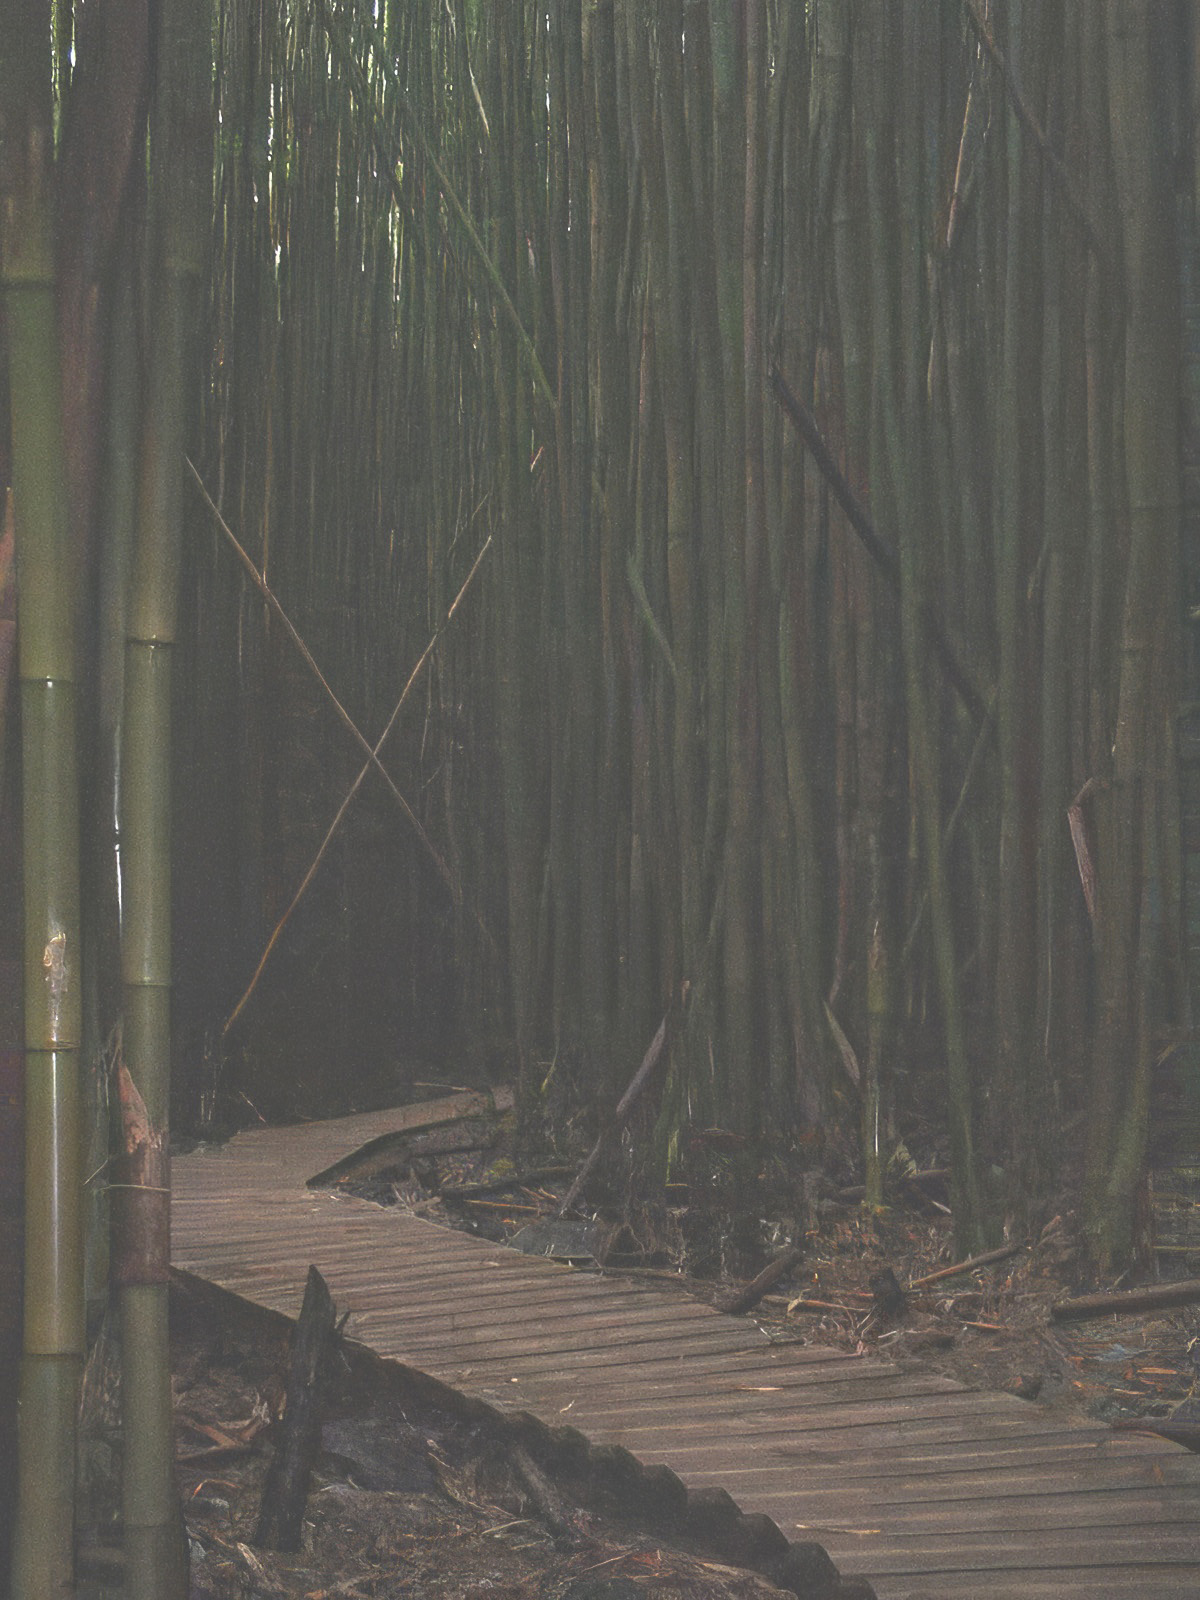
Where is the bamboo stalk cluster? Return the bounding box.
[3,0,208,1592]
[188,0,1194,1276]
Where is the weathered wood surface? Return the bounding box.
[172,1097,1200,1599]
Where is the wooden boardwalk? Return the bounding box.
[172,1096,1200,1599]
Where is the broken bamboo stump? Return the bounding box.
[715,1247,806,1316]
[254,1265,338,1551]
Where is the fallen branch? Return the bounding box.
[556,1008,671,1218]
[306,1105,500,1189]
[1051,1279,1200,1323]
[716,1247,806,1316]
[187,457,457,899]
[595,1263,695,1288]
[201,506,494,1039]
[907,1242,1025,1290]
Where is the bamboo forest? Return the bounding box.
[3,2,1200,1596]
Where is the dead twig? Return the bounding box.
[438,1166,571,1202]
[906,1242,1025,1290]
[836,1168,950,1203]
[596,1263,694,1288]
[1067,777,1100,925]
[781,1297,860,1318]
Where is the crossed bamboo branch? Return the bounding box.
[186,456,494,1038]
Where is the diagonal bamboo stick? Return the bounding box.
[214,520,493,1040]
[961,0,1115,281]
[556,1008,671,1220]
[768,364,990,729]
[186,456,459,900]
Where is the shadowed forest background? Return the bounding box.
[168,0,1200,1271]
[4,15,1200,1571]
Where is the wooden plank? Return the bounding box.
[862,1582,1200,1600]
[552,1378,1025,1421]
[690,1461,1200,1507]
[326,1296,866,1352]
[649,1429,1166,1476]
[811,1526,1200,1568]
[348,1324,775,1373]
[847,1572,1200,1600]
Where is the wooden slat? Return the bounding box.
[172,1106,1200,1599]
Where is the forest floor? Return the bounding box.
[326,1088,1200,1439]
[73,1090,1200,1600]
[81,1272,873,1600]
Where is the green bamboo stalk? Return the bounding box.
[0,509,13,857]
[827,0,893,1207]
[480,0,548,1092]
[763,14,829,1138]
[991,0,1049,1220]
[1034,3,1085,1117]
[82,226,140,1333]
[1080,17,1123,767]
[864,0,990,1248]
[1083,0,1182,1270]
[113,1,210,1593]
[694,0,757,1132]
[633,2,704,978]
[3,5,85,1594]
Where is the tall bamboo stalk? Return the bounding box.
[2,3,85,1592]
[991,0,1046,1218]
[1084,0,1182,1269]
[114,0,210,1592]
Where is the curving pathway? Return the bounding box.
[172,1095,1200,1599]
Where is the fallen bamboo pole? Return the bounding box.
[1051,1278,1200,1322]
